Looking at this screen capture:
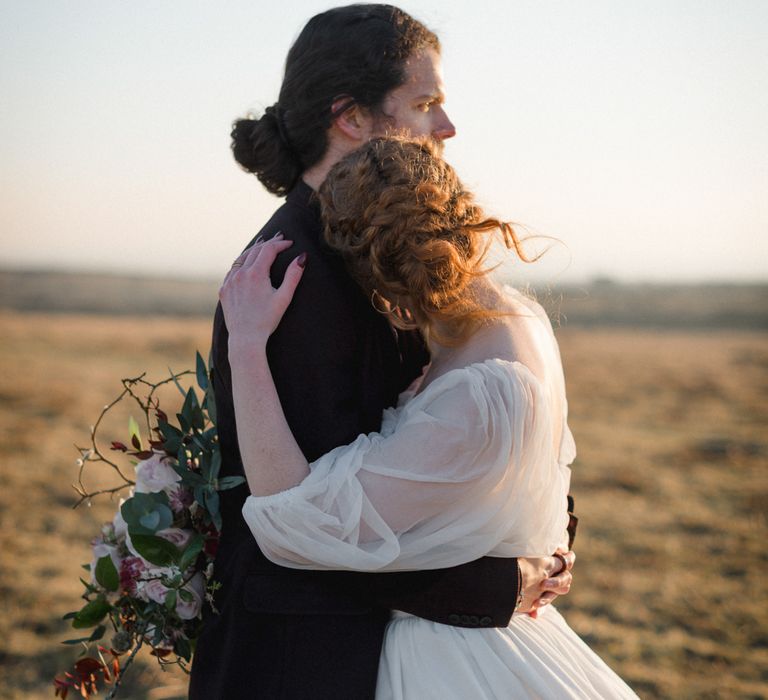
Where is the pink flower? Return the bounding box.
[142,578,171,605]
[167,486,193,513]
[134,453,180,494]
[156,528,193,551]
[175,572,205,620]
[119,556,147,596]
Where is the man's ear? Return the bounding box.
[331,100,375,143]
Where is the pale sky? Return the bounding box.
[1,0,767,284]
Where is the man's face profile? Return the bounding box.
[376,48,456,143]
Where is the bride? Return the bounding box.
[219,136,638,699]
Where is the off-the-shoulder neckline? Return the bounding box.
[404,357,542,404]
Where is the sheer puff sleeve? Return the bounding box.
[242,359,572,571]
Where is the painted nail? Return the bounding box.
[296,252,307,268]
[274,231,284,240]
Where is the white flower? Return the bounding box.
[134,452,181,494]
[112,503,128,541]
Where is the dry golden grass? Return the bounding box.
[0,311,766,699]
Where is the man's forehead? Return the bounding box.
[401,51,445,93]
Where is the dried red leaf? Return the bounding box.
[150,647,173,658]
[110,441,128,452]
[53,677,71,699]
[73,658,103,675]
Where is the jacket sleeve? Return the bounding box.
[223,227,527,627]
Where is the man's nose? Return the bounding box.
[433,110,456,140]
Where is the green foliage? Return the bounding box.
[121,492,173,535]
[179,534,205,571]
[94,555,119,592]
[58,352,245,697]
[72,598,111,629]
[129,534,181,567]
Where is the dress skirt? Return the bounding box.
[376,606,639,699]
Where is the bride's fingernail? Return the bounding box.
[296,253,307,268]
[273,231,283,240]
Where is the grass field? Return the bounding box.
[0,310,766,699]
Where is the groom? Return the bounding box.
[190,5,575,698]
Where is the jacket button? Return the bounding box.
[480,616,493,625]
[469,615,479,626]
[448,614,460,624]
[460,614,470,625]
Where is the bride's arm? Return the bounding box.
[220,236,311,496]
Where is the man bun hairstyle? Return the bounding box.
[231,4,440,196]
[318,136,534,346]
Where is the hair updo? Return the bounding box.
[318,137,533,346]
[231,4,439,197]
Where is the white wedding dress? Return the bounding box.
[242,290,639,699]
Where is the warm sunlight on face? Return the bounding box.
[377,49,456,141]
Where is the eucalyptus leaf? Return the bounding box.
[130,534,181,567]
[121,493,173,535]
[139,510,161,531]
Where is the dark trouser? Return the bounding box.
[189,571,389,700]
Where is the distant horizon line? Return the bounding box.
[1,263,766,289]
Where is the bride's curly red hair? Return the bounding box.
[318,136,535,345]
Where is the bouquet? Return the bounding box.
[54,353,242,699]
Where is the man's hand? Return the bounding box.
[516,549,575,618]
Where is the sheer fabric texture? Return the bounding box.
[243,358,573,570]
[241,290,639,698]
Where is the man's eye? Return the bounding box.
[416,102,433,113]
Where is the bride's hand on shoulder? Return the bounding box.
[219,233,307,346]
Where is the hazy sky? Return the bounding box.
[1,0,767,283]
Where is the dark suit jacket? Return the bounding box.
[189,181,524,699]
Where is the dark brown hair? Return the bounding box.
[231,5,439,196]
[318,136,534,345]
